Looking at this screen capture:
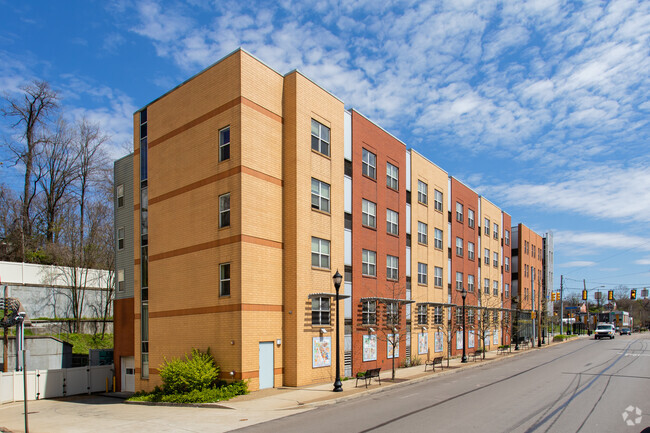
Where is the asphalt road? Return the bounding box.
[236,334,650,433]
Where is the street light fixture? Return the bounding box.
[16,312,28,433]
[461,287,468,363]
[332,270,343,393]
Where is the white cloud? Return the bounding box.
[553,230,650,252]
[634,258,650,265]
[559,261,596,268]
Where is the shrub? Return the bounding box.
[129,381,248,403]
[160,348,220,394]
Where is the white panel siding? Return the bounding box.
[344,229,352,266]
[406,247,411,277]
[344,110,352,161]
[406,204,411,234]
[344,281,352,319]
[344,176,352,213]
[406,150,411,191]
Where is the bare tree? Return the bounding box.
[1,81,59,258]
[475,289,503,359]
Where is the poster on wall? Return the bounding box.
[468,330,475,348]
[484,332,490,348]
[312,336,331,368]
[363,334,377,362]
[456,331,463,350]
[434,332,443,353]
[418,333,428,355]
[493,330,499,345]
[387,334,400,358]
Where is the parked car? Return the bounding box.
[595,323,615,339]
[620,327,631,335]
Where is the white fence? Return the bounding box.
[1,365,114,404]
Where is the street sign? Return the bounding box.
[565,306,578,310]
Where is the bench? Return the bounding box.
[469,350,484,361]
[424,356,444,372]
[355,367,381,388]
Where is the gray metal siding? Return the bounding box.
[114,154,134,300]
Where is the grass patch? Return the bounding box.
[53,333,113,354]
[552,334,577,342]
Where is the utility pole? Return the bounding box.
[560,275,564,335]
[3,282,7,372]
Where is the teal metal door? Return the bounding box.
[258,342,274,389]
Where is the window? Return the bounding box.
[484,218,490,236]
[312,237,330,268]
[505,230,510,245]
[434,228,443,249]
[117,269,124,292]
[456,272,463,290]
[484,248,490,266]
[532,245,536,258]
[505,257,510,272]
[220,263,231,296]
[219,193,230,228]
[418,305,428,325]
[311,178,330,213]
[467,274,475,292]
[387,255,398,280]
[434,267,442,287]
[311,119,330,156]
[468,209,475,228]
[493,252,498,268]
[456,237,463,256]
[362,148,376,179]
[418,262,428,285]
[468,242,475,260]
[387,209,398,235]
[539,247,542,259]
[362,249,376,276]
[362,300,377,325]
[493,310,499,324]
[505,283,510,298]
[456,307,463,325]
[467,308,475,324]
[434,189,442,211]
[418,181,428,205]
[116,185,124,208]
[434,306,443,324]
[219,126,230,161]
[311,297,330,325]
[456,202,463,222]
[493,280,499,296]
[386,302,399,326]
[525,241,529,254]
[117,227,124,250]
[362,199,376,228]
[484,278,490,294]
[418,221,428,244]
[386,162,398,189]
[493,223,499,240]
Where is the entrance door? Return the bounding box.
[258,342,274,389]
[121,356,135,392]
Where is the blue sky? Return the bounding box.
[1,0,649,296]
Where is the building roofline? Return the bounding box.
[449,175,479,196]
[408,148,448,174]
[284,69,344,104]
[349,109,407,149]
[135,47,284,114]
[114,152,134,165]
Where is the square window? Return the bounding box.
[456,272,463,290]
[362,249,377,276]
[484,248,490,266]
[117,184,124,208]
[418,262,428,285]
[219,126,230,162]
[418,305,428,325]
[418,221,428,245]
[505,256,510,272]
[468,209,475,228]
[468,242,475,260]
[386,302,399,326]
[362,199,377,228]
[362,300,377,325]
[505,230,510,245]
[434,189,442,211]
[387,209,399,235]
[434,228,443,249]
[117,227,124,250]
[418,181,428,205]
[434,306,443,324]
[362,148,376,179]
[311,119,330,156]
[484,218,490,236]
[220,263,231,296]
[386,162,398,190]
[387,255,399,280]
[484,278,490,294]
[493,251,499,268]
[456,202,463,222]
[311,178,330,213]
[456,237,463,256]
[434,267,442,287]
[467,274,475,292]
[219,193,230,228]
[117,269,124,292]
[505,284,510,298]
[493,280,499,296]
[493,223,499,240]
[312,237,330,268]
[312,297,330,325]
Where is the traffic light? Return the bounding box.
[631,289,636,300]
[582,289,587,300]
[551,292,556,301]
[608,290,613,301]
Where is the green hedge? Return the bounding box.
[129,381,248,403]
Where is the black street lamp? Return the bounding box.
[332,270,343,392]
[461,288,468,363]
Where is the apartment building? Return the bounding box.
[115,48,552,392]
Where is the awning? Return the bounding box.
[308,292,350,300]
